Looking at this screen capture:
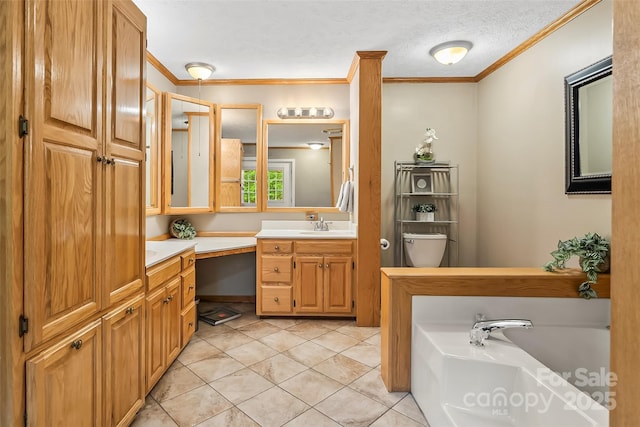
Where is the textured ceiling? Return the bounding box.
[133,0,583,80]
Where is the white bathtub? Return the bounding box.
[411,296,611,427]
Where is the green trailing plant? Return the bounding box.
[171,218,196,240]
[543,232,610,299]
[413,203,437,213]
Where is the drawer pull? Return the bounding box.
[274,245,279,250]
[70,340,83,350]
[189,285,195,291]
[188,322,194,328]
[274,296,279,302]
[189,258,194,264]
[274,266,279,272]
[125,307,135,315]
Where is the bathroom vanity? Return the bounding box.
[255,221,357,317]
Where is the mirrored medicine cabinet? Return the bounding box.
[145,83,162,215]
[162,92,215,214]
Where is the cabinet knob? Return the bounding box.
[318,263,323,268]
[96,156,103,163]
[274,296,279,302]
[188,322,194,328]
[163,298,170,304]
[189,285,195,291]
[274,266,279,272]
[325,263,330,268]
[274,245,279,250]
[167,295,174,302]
[70,340,83,350]
[189,258,194,264]
[125,307,135,315]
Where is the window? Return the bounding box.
[242,158,295,207]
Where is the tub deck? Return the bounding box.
[380,267,611,392]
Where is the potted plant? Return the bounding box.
[543,232,610,299]
[413,203,437,222]
[170,218,197,240]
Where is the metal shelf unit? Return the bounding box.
[394,161,459,267]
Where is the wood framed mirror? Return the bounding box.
[565,56,612,194]
[163,92,215,213]
[215,104,262,212]
[145,83,162,215]
[262,119,350,211]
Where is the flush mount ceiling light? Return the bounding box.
[429,40,473,65]
[277,107,334,119]
[185,62,216,80]
[307,142,324,150]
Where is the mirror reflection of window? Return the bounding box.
[264,120,348,209]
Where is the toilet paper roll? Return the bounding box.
[380,238,390,250]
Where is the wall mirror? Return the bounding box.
[216,104,262,212]
[163,92,215,213]
[145,83,161,215]
[263,119,349,210]
[565,56,612,194]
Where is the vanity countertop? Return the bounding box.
[254,220,357,239]
[146,236,258,268]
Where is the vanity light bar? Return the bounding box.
[276,107,334,119]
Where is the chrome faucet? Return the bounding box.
[313,217,329,231]
[469,318,533,346]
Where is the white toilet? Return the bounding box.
[403,233,447,267]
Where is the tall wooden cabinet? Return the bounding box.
[20,0,147,425]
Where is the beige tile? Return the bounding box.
[315,387,388,427]
[340,342,381,368]
[262,317,303,329]
[364,333,381,347]
[177,339,222,365]
[202,331,253,352]
[286,322,331,340]
[349,370,407,407]
[209,368,274,404]
[226,340,278,366]
[131,397,177,427]
[284,341,337,367]
[196,322,234,338]
[312,331,359,352]
[259,330,306,352]
[308,319,354,330]
[236,321,281,339]
[188,354,244,382]
[237,387,309,427]
[160,385,233,426]
[336,325,380,341]
[195,407,260,427]
[393,394,429,425]
[370,409,428,427]
[283,408,341,427]
[151,365,206,402]
[314,354,371,385]
[279,369,343,406]
[250,354,308,384]
[227,303,257,314]
[224,312,260,329]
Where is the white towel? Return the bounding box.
[336,181,345,208]
[339,180,353,213]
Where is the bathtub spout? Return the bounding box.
[470,319,533,346]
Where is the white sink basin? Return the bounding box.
[299,230,353,236]
[255,221,357,239]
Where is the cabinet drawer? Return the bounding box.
[181,250,196,270]
[181,268,196,309]
[181,303,196,347]
[146,256,181,291]
[295,240,354,255]
[261,256,293,282]
[261,286,292,313]
[261,240,293,254]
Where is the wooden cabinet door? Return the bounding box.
[103,0,146,308]
[295,256,324,313]
[23,0,106,351]
[323,256,354,314]
[145,286,166,392]
[220,139,243,206]
[103,294,145,427]
[165,279,182,364]
[26,320,103,427]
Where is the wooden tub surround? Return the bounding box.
[380,267,611,392]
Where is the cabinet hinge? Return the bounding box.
[293,300,296,308]
[352,261,355,270]
[24,409,27,427]
[19,115,29,138]
[293,261,296,268]
[19,315,28,337]
[352,300,355,308]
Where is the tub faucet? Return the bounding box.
[469,319,533,346]
[314,217,329,231]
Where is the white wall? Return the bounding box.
[382,83,478,267]
[476,0,612,267]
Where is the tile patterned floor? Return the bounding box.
[132,303,430,427]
